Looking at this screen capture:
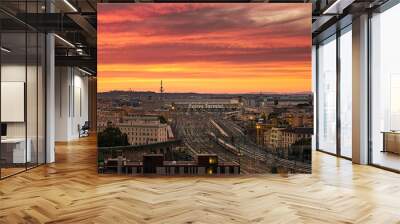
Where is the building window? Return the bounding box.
[317,35,337,154]
[339,26,352,158]
[370,4,400,171]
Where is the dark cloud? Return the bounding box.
[99,42,310,65]
[99,4,310,38]
[98,3,311,65]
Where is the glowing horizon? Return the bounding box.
[98,3,311,94]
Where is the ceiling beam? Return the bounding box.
[55,55,96,72]
[323,0,356,15]
[67,13,97,40]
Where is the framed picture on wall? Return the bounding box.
[97,3,313,175]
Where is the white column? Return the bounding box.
[352,14,369,164]
[45,0,56,163]
[46,33,55,163]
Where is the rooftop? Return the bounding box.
[283,127,313,134]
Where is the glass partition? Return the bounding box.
[0,2,46,179]
[1,31,28,177]
[27,31,38,169]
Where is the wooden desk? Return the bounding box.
[382,131,400,154]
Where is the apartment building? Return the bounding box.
[265,127,312,149]
[265,127,285,149]
[98,115,172,146]
[281,128,313,148]
[118,116,170,146]
[255,122,273,145]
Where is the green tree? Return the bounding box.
[278,119,289,128]
[260,113,267,123]
[268,112,278,120]
[97,127,129,147]
[159,115,167,124]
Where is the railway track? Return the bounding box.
[212,115,311,173]
[172,112,311,173]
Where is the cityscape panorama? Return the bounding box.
[97,3,313,175]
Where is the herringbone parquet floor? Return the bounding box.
[1,136,400,224]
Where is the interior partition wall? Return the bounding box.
[370,2,400,171]
[0,1,46,179]
[315,24,353,159]
[54,67,90,142]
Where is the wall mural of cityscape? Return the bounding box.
[97,3,312,175]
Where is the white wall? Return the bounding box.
[1,65,41,138]
[72,72,89,138]
[55,67,89,141]
[1,65,26,138]
[55,67,69,141]
[1,63,46,164]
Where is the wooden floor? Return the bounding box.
[0,167,26,178]
[372,151,400,171]
[1,136,400,224]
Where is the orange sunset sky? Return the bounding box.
[98,3,311,93]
